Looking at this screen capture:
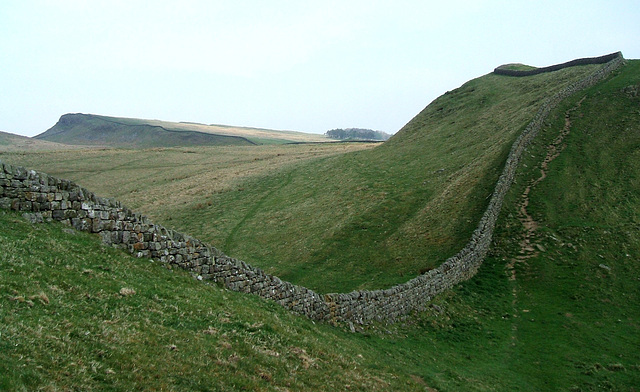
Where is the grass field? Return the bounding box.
[1,60,639,390]
[0,142,375,219]
[2,63,607,293]
[0,209,429,391]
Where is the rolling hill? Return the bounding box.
[1,54,639,390]
[0,130,86,152]
[4,59,621,294]
[34,113,330,148]
[162,59,614,293]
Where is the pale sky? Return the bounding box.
[1,1,638,137]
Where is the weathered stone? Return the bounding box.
[132,242,147,251]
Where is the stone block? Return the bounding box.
[91,219,102,233]
[4,188,17,198]
[71,218,91,231]
[52,209,66,220]
[23,212,43,224]
[13,167,27,180]
[132,242,147,251]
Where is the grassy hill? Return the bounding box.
[4,63,610,294]
[0,130,86,152]
[0,209,429,391]
[160,62,609,293]
[35,113,330,148]
[1,58,639,390]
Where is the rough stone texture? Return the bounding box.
[0,53,624,325]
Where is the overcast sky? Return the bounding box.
[1,1,638,137]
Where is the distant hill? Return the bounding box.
[0,130,86,152]
[34,113,330,148]
[325,128,391,141]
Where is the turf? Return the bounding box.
[1,59,639,391]
[2,64,606,293]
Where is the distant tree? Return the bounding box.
[325,128,391,141]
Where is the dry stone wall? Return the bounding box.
[494,51,621,77]
[0,164,331,321]
[0,53,624,325]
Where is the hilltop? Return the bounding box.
[35,113,330,148]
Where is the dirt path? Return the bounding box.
[505,97,585,339]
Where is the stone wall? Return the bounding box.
[0,164,331,321]
[494,51,621,77]
[0,53,625,325]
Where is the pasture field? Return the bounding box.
[2,63,607,293]
[1,60,639,391]
[0,142,375,218]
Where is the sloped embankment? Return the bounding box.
[0,53,625,325]
[181,53,623,294]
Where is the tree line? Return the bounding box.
[325,128,391,141]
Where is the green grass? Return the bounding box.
[0,143,374,221]
[2,64,606,294]
[477,58,640,390]
[164,63,605,293]
[495,63,537,71]
[2,60,640,391]
[0,209,430,391]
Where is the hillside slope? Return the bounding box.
[35,113,257,148]
[165,61,608,293]
[35,113,330,147]
[2,60,639,391]
[0,130,83,152]
[6,61,614,294]
[0,209,428,391]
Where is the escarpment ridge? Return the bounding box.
[0,52,625,325]
[35,113,330,147]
